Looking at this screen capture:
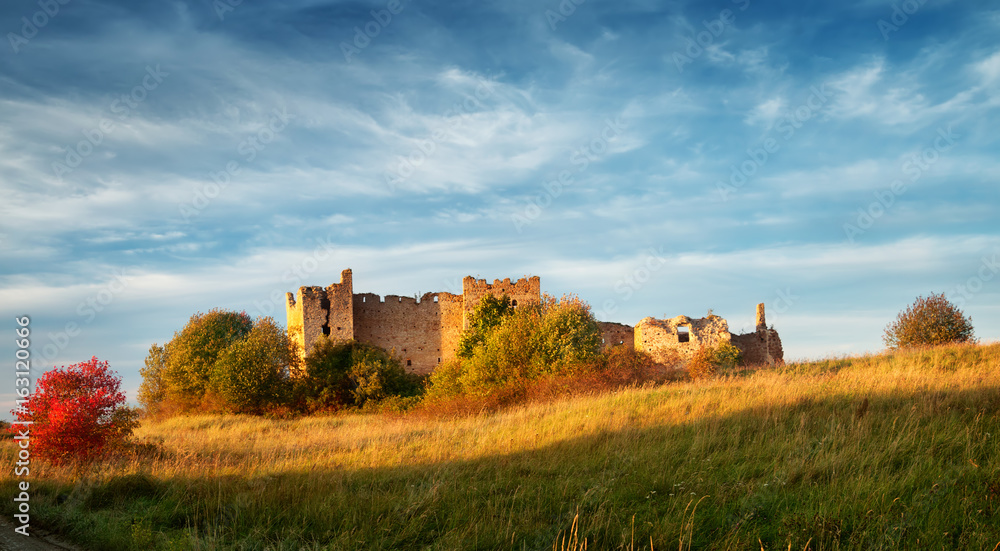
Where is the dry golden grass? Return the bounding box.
[3,342,1000,549]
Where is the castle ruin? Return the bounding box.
[286,269,541,374]
[286,269,782,374]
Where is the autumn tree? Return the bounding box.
[884,293,975,349]
[11,357,136,465]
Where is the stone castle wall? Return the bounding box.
[635,314,732,363]
[352,291,464,375]
[597,321,634,349]
[287,271,784,373]
[287,270,541,373]
[730,329,783,366]
[285,269,354,360]
[462,276,541,328]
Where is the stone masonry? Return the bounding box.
[287,269,783,374]
[286,269,541,375]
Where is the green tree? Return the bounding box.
[457,294,515,358]
[297,338,420,410]
[532,295,602,371]
[210,317,294,413]
[160,309,253,401]
[141,309,301,414]
[430,294,602,397]
[884,293,975,349]
[137,343,167,413]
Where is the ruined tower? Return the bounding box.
[730,303,784,366]
[286,269,354,361]
[461,276,541,328]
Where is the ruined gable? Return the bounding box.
[635,314,732,363]
[285,269,353,362]
[729,303,783,366]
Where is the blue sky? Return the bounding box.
[2,0,999,411]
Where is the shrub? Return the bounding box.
[210,317,294,413]
[711,341,743,369]
[532,295,603,371]
[428,294,602,398]
[10,357,137,465]
[297,338,421,410]
[602,346,659,384]
[884,293,975,349]
[687,342,743,380]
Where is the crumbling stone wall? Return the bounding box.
[730,329,784,366]
[634,314,732,363]
[729,303,784,366]
[286,269,354,361]
[287,271,540,373]
[462,276,541,328]
[287,270,784,374]
[598,321,634,350]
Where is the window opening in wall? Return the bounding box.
[512,300,518,307]
[678,326,690,343]
[406,359,412,366]
[322,327,331,336]
[433,296,439,303]
[437,358,441,363]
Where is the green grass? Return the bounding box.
[3,342,1000,550]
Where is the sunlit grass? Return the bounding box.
[3,342,999,549]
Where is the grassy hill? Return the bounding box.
[4,342,1000,550]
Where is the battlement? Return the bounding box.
[353,292,462,306]
[462,275,541,294]
[461,275,541,328]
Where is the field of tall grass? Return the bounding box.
[3,342,1000,550]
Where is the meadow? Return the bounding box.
[3,342,999,550]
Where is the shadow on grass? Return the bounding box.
[6,375,1000,550]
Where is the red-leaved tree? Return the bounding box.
[10,357,136,465]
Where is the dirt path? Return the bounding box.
[0,519,81,551]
